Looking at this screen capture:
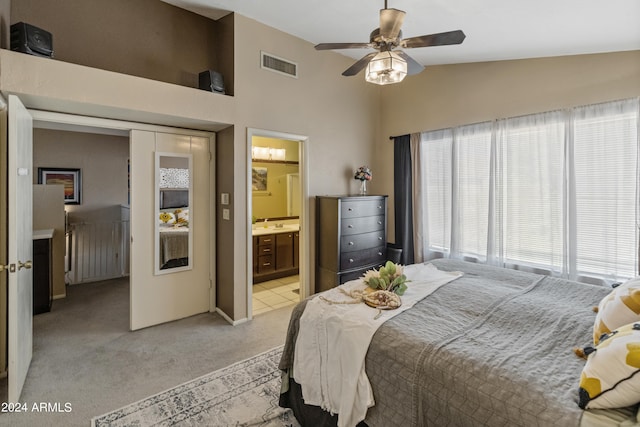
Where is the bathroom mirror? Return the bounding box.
[251,137,300,220]
[155,152,193,275]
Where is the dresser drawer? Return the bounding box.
[339,266,377,285]
[341,215,384,236]
[341,200,386,218]
[340,246,386,270]
[340,230,385,253]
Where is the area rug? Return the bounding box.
[92,345,300,426]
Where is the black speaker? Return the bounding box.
[10,22,53,58]
[198,70,225,94]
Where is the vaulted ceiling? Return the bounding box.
[162,0,640,66]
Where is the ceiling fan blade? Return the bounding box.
[342,52,378,76]
[401,30,466,48]
[315,42,373,50]
[379,8,405,40]
[395,50,424,75]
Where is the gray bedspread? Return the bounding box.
[280,259,614,427]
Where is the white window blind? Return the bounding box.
[422,129,452,254]
[452,123,492,261]
[417,98,640,283]
[572,99,639,279]
[496,112,566,272]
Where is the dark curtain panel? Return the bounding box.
[393,135,415,265]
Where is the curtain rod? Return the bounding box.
[389,134,410,140]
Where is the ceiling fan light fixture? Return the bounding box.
[365,51,407,85]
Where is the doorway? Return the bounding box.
[246,129,309,320]
[2,102,219,402]
[30,111,216,331]
[33,127,130,294]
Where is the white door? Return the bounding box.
[129,130,210,330]
[6,95,33,402]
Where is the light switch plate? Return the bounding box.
[222,208,230,220]
[220,193,229,205]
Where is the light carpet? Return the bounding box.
[92,345,300,427]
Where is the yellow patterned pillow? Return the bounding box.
[175,208,189,224]
[159,211,176,224]
[593,277,640,345]
[579,322,640,409]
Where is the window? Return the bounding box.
[418,98,639,283]
[573,100,639,279]
[422,129,452,254]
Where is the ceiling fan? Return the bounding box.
[315,0,466,85]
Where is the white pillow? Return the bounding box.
[579,322,640,409]
[175,208,189,224]
[593,277,640,344]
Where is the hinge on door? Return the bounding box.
[0,264,16,273]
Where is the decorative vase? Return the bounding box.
[359,179,367,195]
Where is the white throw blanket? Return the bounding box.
[293,263,463,427]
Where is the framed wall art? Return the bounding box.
[251,166,268,192]
[38,167,82,205]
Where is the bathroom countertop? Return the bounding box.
[252,224,299,236]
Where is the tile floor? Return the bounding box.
[252,274,300,316]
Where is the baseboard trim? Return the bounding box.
[215,307,248,326]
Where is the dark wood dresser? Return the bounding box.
[316,195,388,293]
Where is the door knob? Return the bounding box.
[0,264,16,273]
[18,260,32,270]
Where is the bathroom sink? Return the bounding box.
[252,224,299,236]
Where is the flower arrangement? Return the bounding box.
[354,166,372,182]
[363,261,409,295]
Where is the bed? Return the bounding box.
[158,189,189,269]
[278,259,639,427]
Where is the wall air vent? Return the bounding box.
[260,51,298,78]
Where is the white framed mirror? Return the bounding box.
[154,151,193,275]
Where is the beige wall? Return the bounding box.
[10,0,222,89]
[378,50,640,243]
[215,126,235,317]
[225,15,380,318]
[0,0,9,48]
[33,129,129,218]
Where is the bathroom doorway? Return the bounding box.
[246,129,309,319]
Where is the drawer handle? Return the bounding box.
[377,221,382,225]
[348,208,353,211]
[348,224,353,228]
[263,262,271,266]
[263,238,271,242]
[378,236,383,240]
[348,241,354,246]
[378,252,383,256]
[377,205,382,209]
[349,258,354,263]
[262,249,271,253]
